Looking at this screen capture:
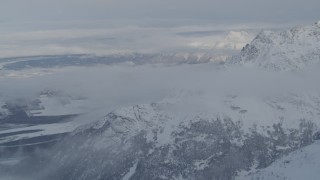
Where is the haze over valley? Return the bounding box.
[1,1,320,180]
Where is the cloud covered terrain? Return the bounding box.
[0,0,320,178]
[1,59,320,179]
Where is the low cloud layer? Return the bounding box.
[1,62,320,179]
[1,63,320,119]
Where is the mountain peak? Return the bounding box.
[227,22,320,71]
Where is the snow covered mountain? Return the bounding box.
[8,90,319,179]
[2,22,320,180]
[237,140,320,180]
[227,21,320,71]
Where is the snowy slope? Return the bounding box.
[237,140,320,180]
[227,21,320,71]
[29,90,319,179]
[75,92,320,140]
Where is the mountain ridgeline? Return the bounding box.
[227,21,320,71]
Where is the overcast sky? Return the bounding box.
[0,0,319,58]
[1,0,319,25]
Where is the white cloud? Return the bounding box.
[0,24,261,58]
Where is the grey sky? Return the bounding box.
[1,0,319,24]
[0,0,319,58]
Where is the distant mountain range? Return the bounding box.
[0,53,216,70]
[0,30,255,70]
